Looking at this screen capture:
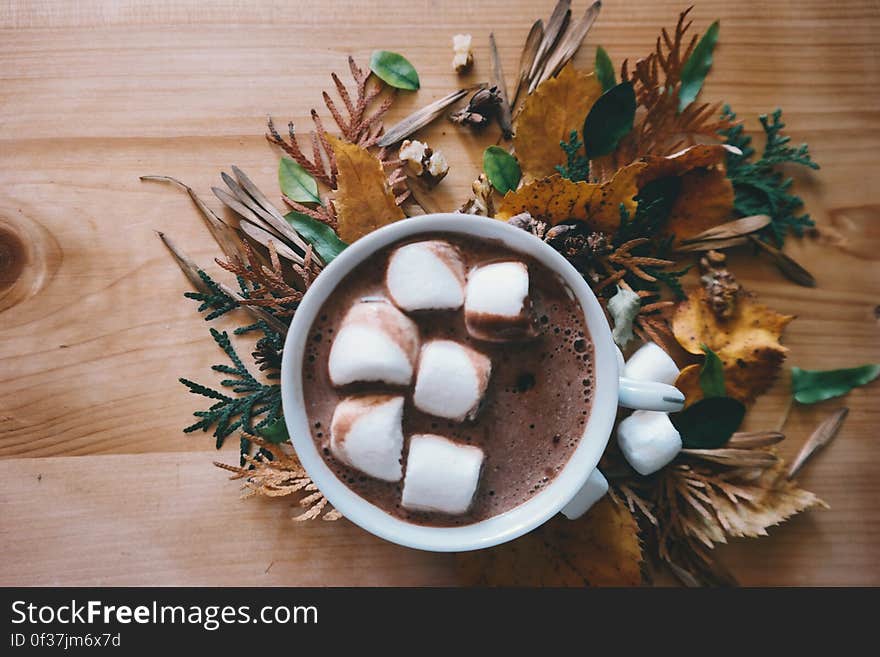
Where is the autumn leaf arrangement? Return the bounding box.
[145,2,879,585]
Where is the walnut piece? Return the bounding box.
[398,139,449,188]
[452,34,473,73]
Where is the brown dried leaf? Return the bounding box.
[749,236,817,287]
[329,135,406,242]
[514,63,602,179]
[639,144,736,242]
[456,498,642,586]
[496,162,645,233]
[667,168,735,243]
[681,214,771,244]
[787,407,849,479]
[672,288,794,405]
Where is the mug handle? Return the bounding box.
[618,377,684,412]
[561,377,685,519]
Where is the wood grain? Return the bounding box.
[1,0,878,586]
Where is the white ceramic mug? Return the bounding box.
[281,213,683,552]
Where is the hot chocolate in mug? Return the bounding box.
[281,213,684,552]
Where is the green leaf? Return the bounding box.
[678,20,720,111]
[483,146,521,194]
[594,46,616,92]
[279,157,320,204]
[258,416,290,444]
[369,50,420,90]
[582,81,636,158]
[699,344,726,398]
[791,364,880,404]
[672,396,746,449]
[284,211,348,264]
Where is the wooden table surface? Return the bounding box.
[1,0,878,586]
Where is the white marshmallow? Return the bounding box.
[413,340,492,421]
[464,261,536,341]
[328,299,420,387]
[623,342,680,385]
[330,395,405,481]
[617,410,682,476]
[386,241,466,311]
[402,434,484,515]
[560,469,609,519]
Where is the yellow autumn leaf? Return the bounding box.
[672,289,794,405]
[514,63,603,180]
[328,135,404,243]
[455,498,642,586]
[496,162,645,234]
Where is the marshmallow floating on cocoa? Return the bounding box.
[401,434,484,515]
[464,261,537,342]
[617,410,682,476]
[623,342,680,385]
[328,298,420,387]
[413,340,492,421]
[386,240,466,311]
[330,395,405,482]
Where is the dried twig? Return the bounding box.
[488,33,513,138]
[141,175,246,262]
[156,231,287,334]
[377,88,474,147]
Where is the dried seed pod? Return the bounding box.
[450,86,502,129]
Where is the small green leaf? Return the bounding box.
[483,146,521,194]
[791,364,880,404]
[284,211,348,264]
[258,417,289,444]
[672,396,746,449]
[678,20,720,112]
[369,50,420,90]
[595,46,616,92]
[699,344,726,398]
[279,157,320,205]
[582,81,636,158]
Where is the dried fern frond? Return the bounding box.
[267,56,394,190]
[216,240,311,318]
[615,442,826,586]
[611,7,734,165]
[215,439,341,521]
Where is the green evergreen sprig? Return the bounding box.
[720,106,819,246]
[184,269,239,320]
[179,328,282,456]
[556,130,590,182]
